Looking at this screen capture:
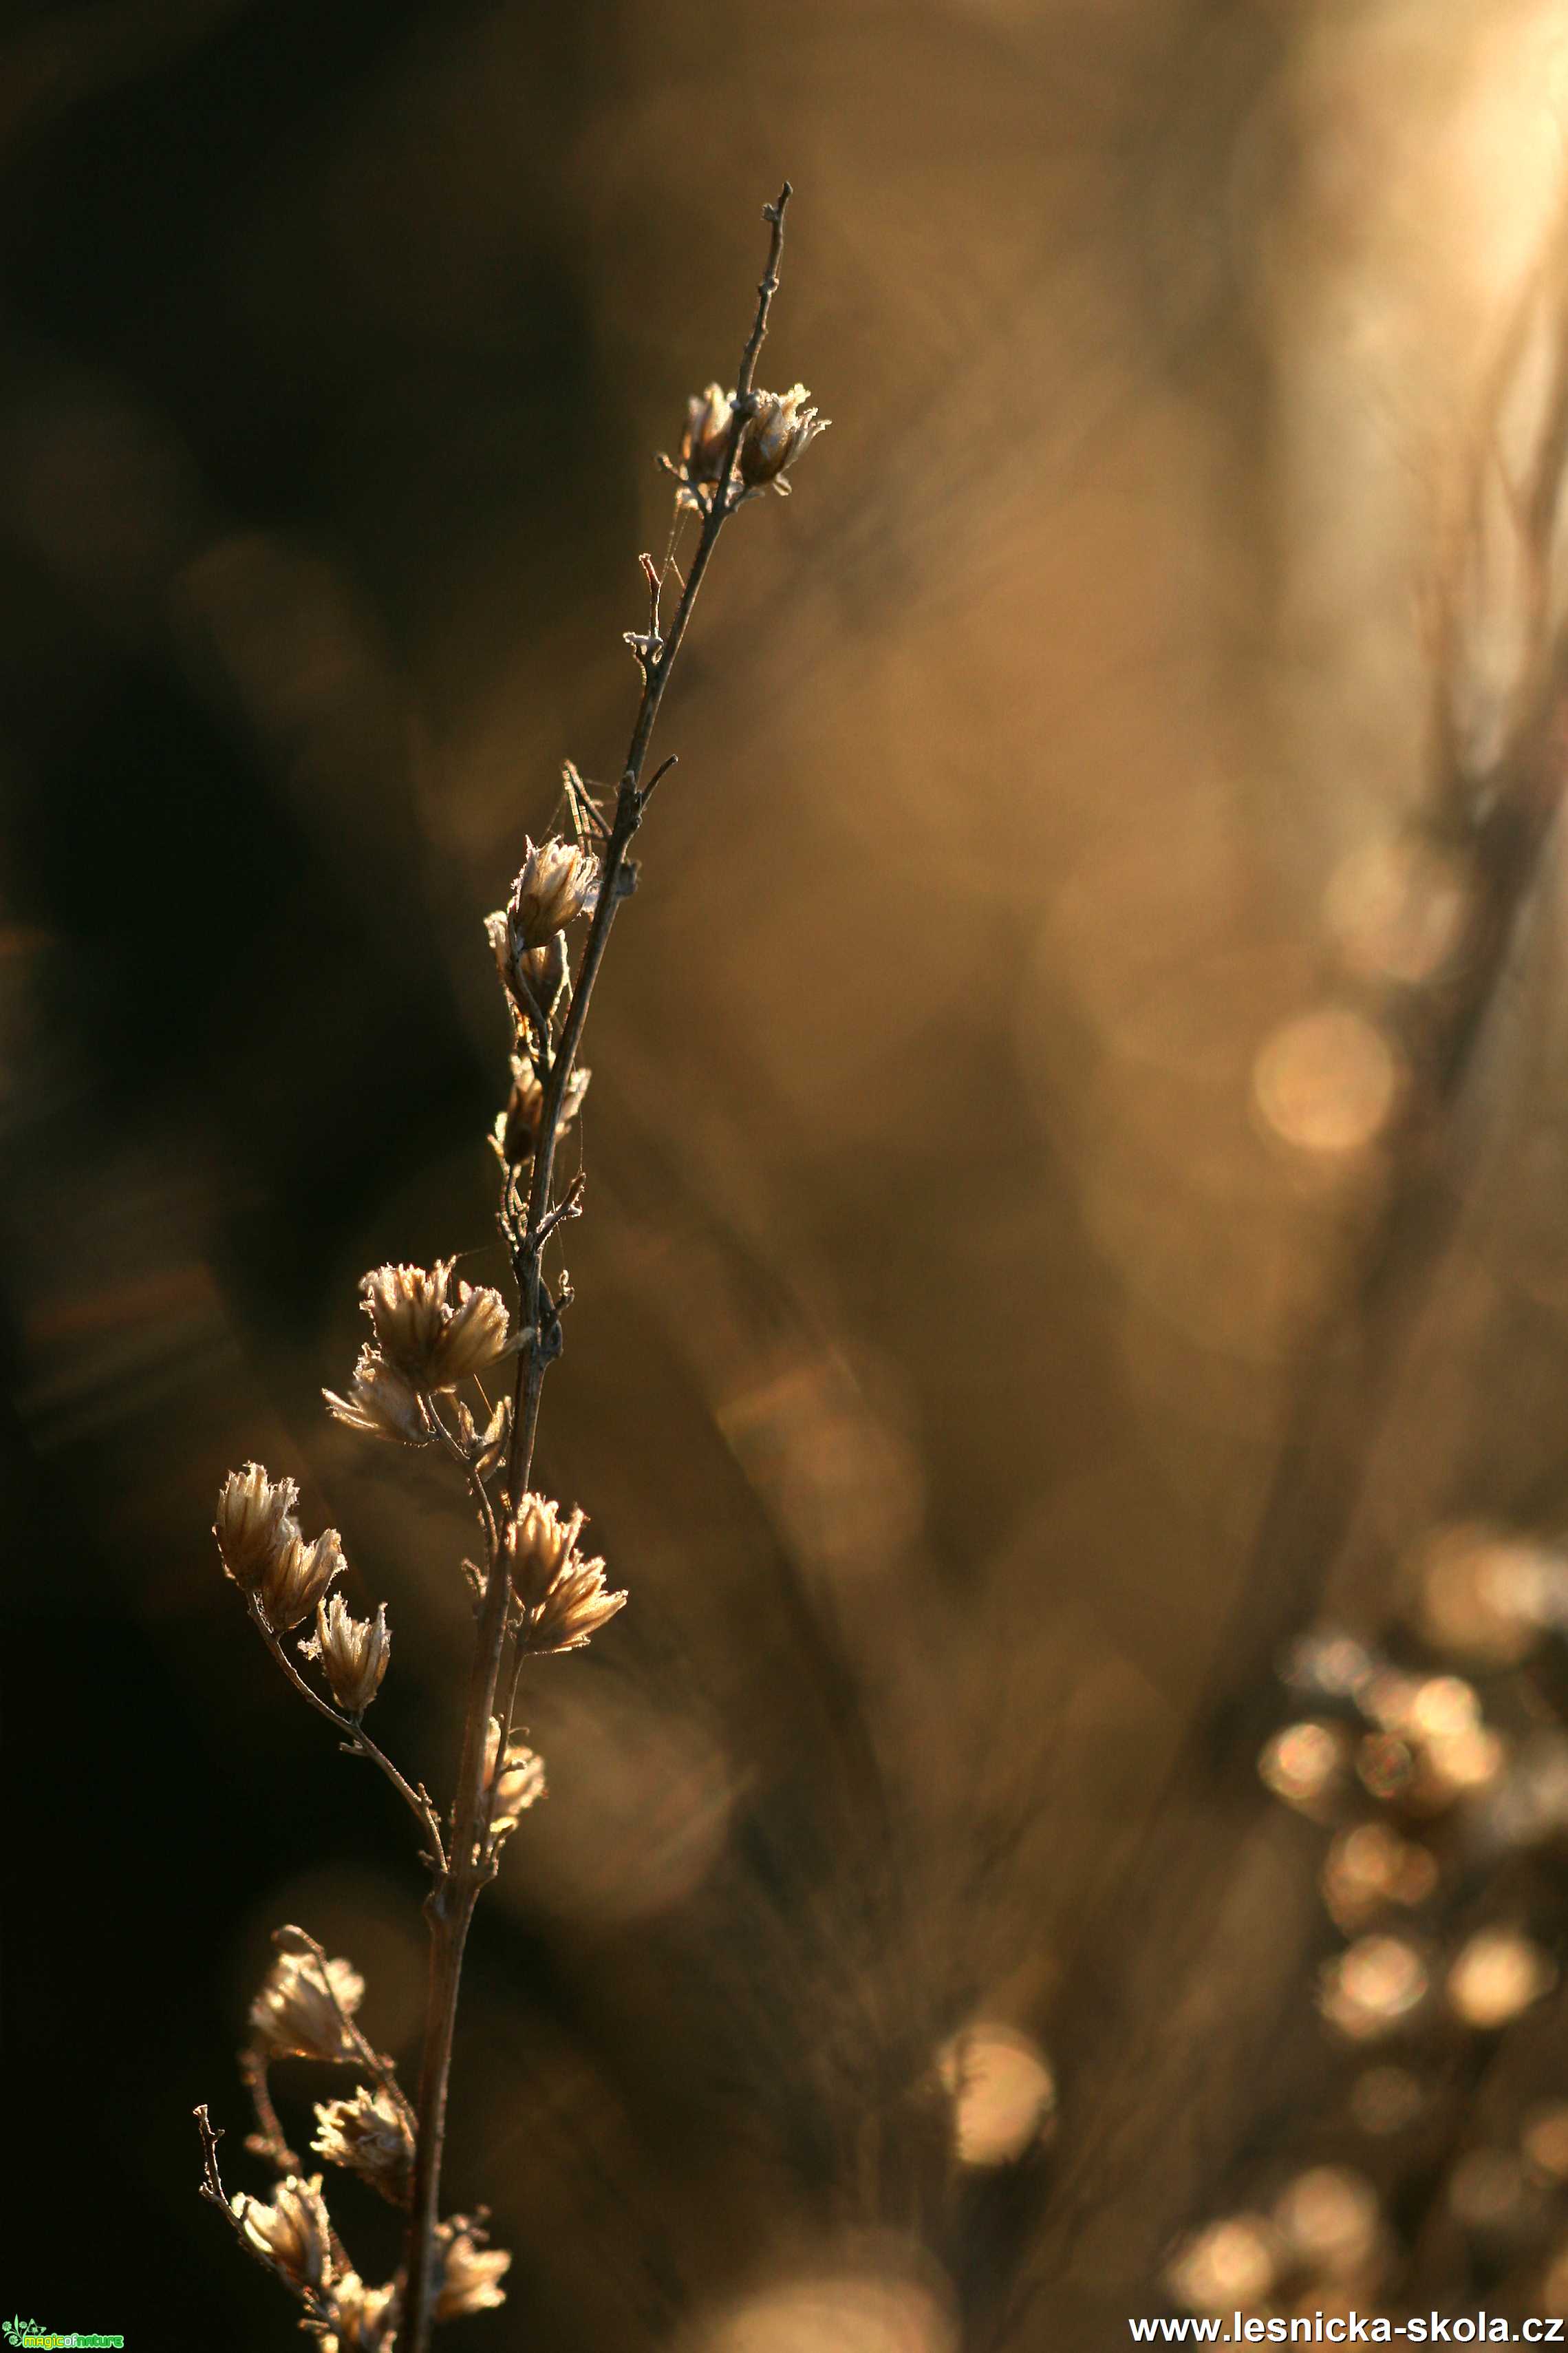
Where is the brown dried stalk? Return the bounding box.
[402,181,806,2350]
[196,183,826,2353]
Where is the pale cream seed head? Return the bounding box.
[323,1347,431,1445]
[312,2083,415,2206]
[680,382,735,482]
[504,1493,583,1610]
[233,2173,334,2290]
[260,1526,345,1632]
[434,2229,511,2320]
[215,1462,301,1594]
[248,1950,365,2061]
[526,1552,628,1654]
[305,1593,392,1714]
[504,835,599,953]
[738,383,828,491]
[328,2276,400,2351]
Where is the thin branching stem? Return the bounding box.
[399,182,794,2353]
[248,1600,447,1873]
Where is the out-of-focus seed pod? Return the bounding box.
[312,2083,415,2206]
[248,1947,365,2061]
[1272,2166,1382,2281]
[330,2275,400,2351]
[1446,1928,1556,2029]
[434,2228,511,2321]
[482,1714,547,1838]
[1167,2216,1280,2314]
[677,382,735,492]
[1260,1721,1351,1819]
[1321,1823,1437,1931]
[1318,1935,1428,2041]
[232,2173,334,2291]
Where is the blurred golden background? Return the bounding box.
[8,0,1568,2345]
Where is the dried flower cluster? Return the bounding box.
[670,379,828,511]
[197,184,821,2353]
[1168,1533,1568,2330]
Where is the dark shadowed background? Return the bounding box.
[8,1,1568,2347]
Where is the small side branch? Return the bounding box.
[194,2105,336,2334]
[249,1602,447,1873]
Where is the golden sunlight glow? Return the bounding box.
[1253,1009,1401,1156]
[1273,2166,1382,2279]
[1415,1524,1565,1665]
[1260,1721,1348,1816]
[937,2023,1057,2167]
[1167,2217,1279,2314]
[698,2268,956,2353]
[1324,838,1472,986]
[1446,1928,1556,2030]
[1319,1936,1428,2041]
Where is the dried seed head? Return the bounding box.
[260,1527,345,1632]
[679,382,735,489]
[232,2173,334,2291]
[248,1949,365,2061]
[215,1462,301,1595]
[527,1551,629,1654]
[328,2276,400,2351]
[492,836,599,966]
[434,2228,512,2320]
[358,1261,513,1391]
[487,909,567,1039]
[503,1493,626,1651]
[738,383,828,494]
[324,1347,431,1445]
[483,1715,547,1834]
[493,1055,590,1170]
[429,1280,512,1387]
[504,1494,586,1610]
[303,1593,392,1714]
[312,2083,415,2206]
[493,1743,546,1832]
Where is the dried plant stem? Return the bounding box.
[399,182,795,2353]
[248,1599,447,1871]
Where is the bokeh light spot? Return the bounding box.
[1253,1008,1400,1156]
[937,2023,1056,2167]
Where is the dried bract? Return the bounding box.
[737,383,828,495]
[304,1594,392,1715]
[233,2173,334,2292]
[518,833,599,943]
[327,2276,400,2352]
[359,1261,513,1392]
[325,1347,431,1445]
[215,1463,301,1595]
[527,1551,628,1654]
[502,1493,626,1651]
[248,1948,365,2061]
[434,2228,512,2320]
[261,1527,345,1632]
[504,1494,586,1612]
[486,910,566,1038]
[678,381,735,493]
[312,2083,415,2206]
[493,1054,590,1171]
[483,1713,547,1835]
